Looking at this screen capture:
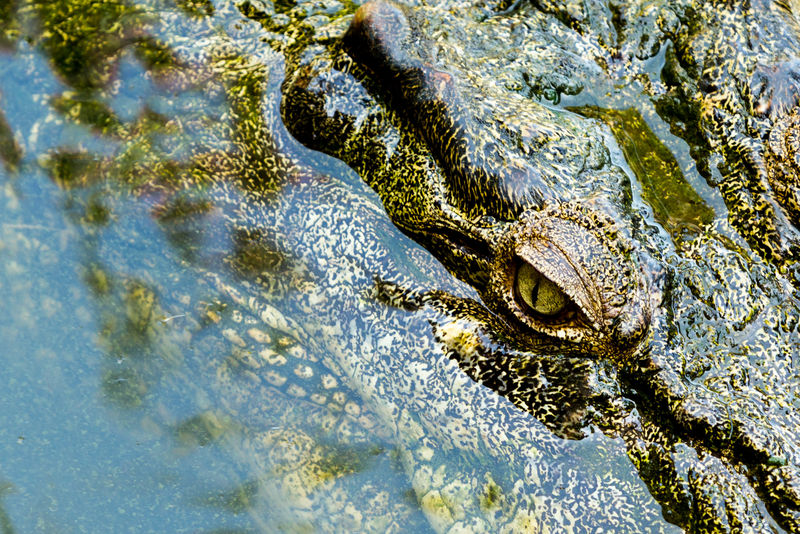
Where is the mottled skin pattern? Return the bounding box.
[286,1,656,357]
[767,107,800,224]
[658,0,800,267]
[279,0,800,530]
[49,16,669,530]
[16,0,800,531]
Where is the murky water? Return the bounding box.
[0,1,421,531]
[1,0,800,532]
[0,1,445,531]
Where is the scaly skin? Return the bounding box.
[286,0,654,358]
[659,0,800,267]
[766,108,800,225]
[281,0,800,530]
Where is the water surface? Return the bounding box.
[1,0,796,532]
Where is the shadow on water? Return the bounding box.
[0,481,16,534]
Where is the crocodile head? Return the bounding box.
[284,0,653,357]
[279,4,800,526]
[12,0,800,529]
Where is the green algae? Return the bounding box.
[574,106,715,239]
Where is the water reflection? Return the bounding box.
[574,106,715,240]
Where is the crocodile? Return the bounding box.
[5,0,800,531]
[278,0,800,530]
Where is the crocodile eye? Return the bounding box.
[515,262,568,317]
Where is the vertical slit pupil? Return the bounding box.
[529,277,541,308]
